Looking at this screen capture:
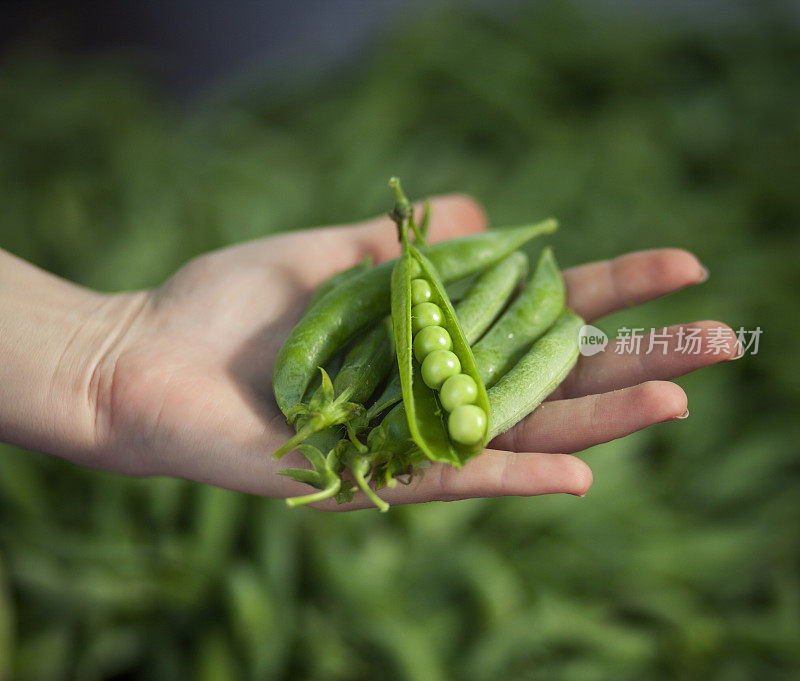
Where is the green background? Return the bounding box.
[1,3,799,679]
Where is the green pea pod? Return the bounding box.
[368,247,568,466]
[364,373,402,423]
[366,250,528,421]
[301,347,345,402]
[272,218,558,417]
[282,311,581,508]
[304,256,372,313]
[487,310,583,438]
[332,317,394,402]
[368,309,583,475]
[392,241,491,466]
[455,250,529,343]
[272,318,394,459]
[366,401,422,473]
[472,246,565,387]
[369,412,427,491]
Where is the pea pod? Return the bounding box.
[368,249,568,468]
[272,318,394,459]
[487,310,583,438]
[390,179,491,466]
[368,308,583,475]
[472,246,565,387]
[366,250,528,421]
[272,217,558,417]
[274,205,426,457]
[277,196,430,505]
[366,401,422,477]
[304,256,372,313]
[331,318,394,404]
[454,250,529,342]
[301,346,345,403]
[367,245,560,422]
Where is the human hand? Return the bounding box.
[80,195,738,508]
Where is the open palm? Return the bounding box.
[91,195,738,509]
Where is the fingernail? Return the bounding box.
[697,266,709,283]
[729,341,745,361]
[671,409,690,420]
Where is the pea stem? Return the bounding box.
[418,200,431,240]
[272,421,321,460]
[389,176,412,222]
[389,176,426,246]
[285,479,341,507]
[353,468,390,512]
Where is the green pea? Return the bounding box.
[439,373,478,412]
[448,404,487,446]
[413,325,452,362]
[410,278,433,305]
[421,349,461,389]
[411,302,443,334]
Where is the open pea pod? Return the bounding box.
[366,250,528,422]
[392,239,491,467]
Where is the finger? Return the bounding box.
[564,249,707,322]
[549,321,741,400]
[400,450,592,502]
[493,380,688,454]
[314,450,592,510]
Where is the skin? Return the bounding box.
[0,194,739,510]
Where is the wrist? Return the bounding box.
[0,249,147,465]
[52,291,149,466]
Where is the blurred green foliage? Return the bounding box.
[1,3,799,680]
